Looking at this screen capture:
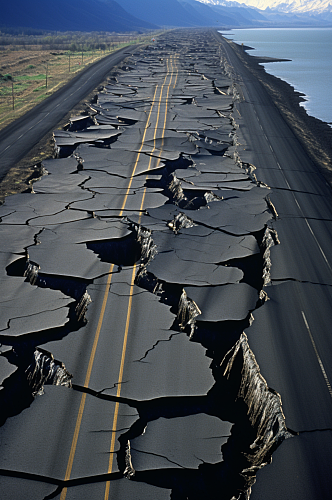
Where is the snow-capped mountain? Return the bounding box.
[199,0,332,14]
[265,0,332,14]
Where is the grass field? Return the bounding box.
[0,31,155,130]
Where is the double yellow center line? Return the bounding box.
[60,54,178,500]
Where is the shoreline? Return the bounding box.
[240,45,292,64]
[228,39,332,186]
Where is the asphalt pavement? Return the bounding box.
[0,28,331,500]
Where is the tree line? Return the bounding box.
[0,30,143,51]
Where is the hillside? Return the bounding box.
[118,0,210,27]
[200,0,332,21]
[1,0,157,32]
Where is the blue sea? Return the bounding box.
[220,28,332,125]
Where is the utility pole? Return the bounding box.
[11,80,14,110]
[45,61,48,89]
[68,53,71,72]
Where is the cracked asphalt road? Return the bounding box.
[0,28,331,500]
[0,45,137,182]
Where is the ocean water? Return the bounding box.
[220,28,332,125]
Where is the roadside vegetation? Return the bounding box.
[0,30,156,130]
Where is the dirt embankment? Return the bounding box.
[229,40,332,186]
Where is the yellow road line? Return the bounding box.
[139,56,176,210]
[60,267,114,500]
[104,56,178,499]
[61,77,161,500]
[146,57,173,169]
[103,264,137,500]
[162,56,176,139]
[118,83,160,217]
[173,53,179,89]
[61,55,178,500]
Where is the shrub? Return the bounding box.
[0,74,13,81]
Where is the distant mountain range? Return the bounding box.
[200,0,332,19]
[0,0,157,33]
[259,0,332,15]
[1,0,331,33]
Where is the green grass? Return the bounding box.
[0,84,28,95]
[16,74,46,81]
[33,85,47,92]
[0,74,13,81]
[0,35,159,131]
[14,83,28,91]
[34,93,48,102]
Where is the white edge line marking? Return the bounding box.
[301,310,332,399]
